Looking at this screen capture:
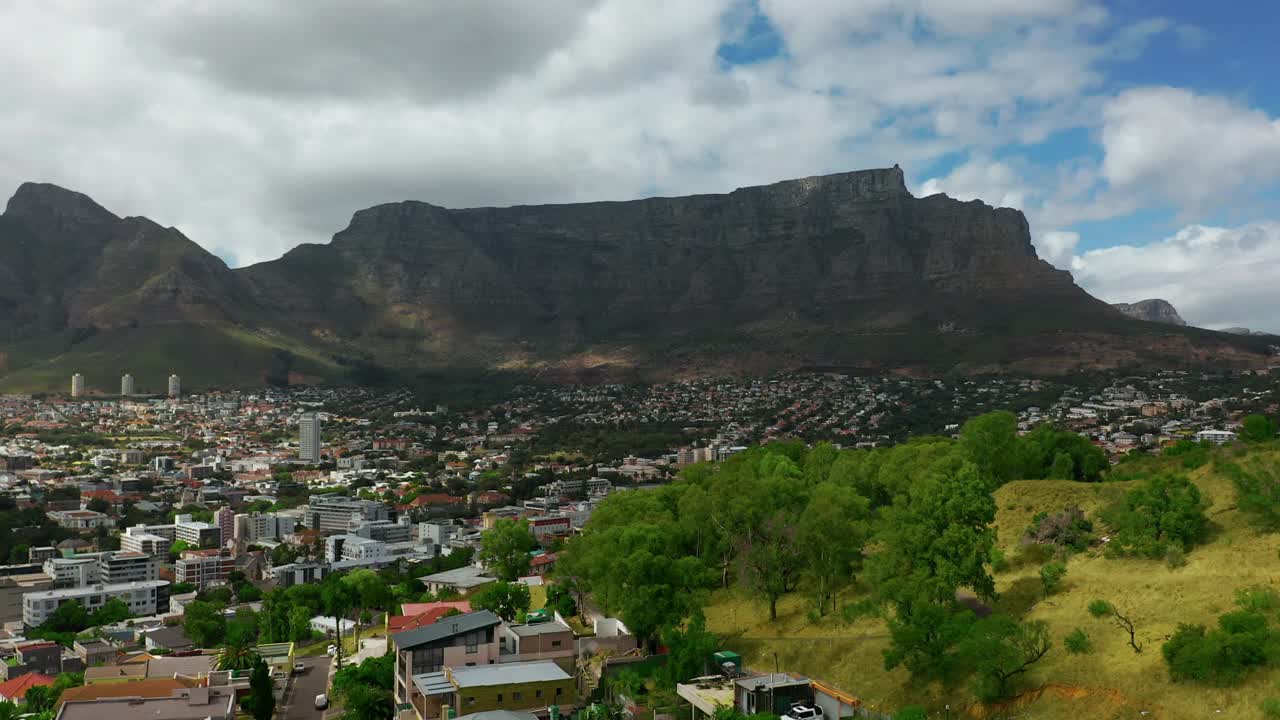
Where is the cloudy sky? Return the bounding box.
[3,1,1279,331]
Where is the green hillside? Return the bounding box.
[0,323,343,393]
[702,449,1280,720]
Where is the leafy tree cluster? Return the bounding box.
[332,654,394,720]
[29,599,133,645]
[1163,610,1277,685]
[471,581,531,622]
[1102,474,1209,559]
[1225,460,1280,531]
[559,413,1061,699]
[478,519,539,581]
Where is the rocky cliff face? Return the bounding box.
[0,169,1271,388]
[0,183,257,340]
[241,167,1111,372]
[1111,299,1187,326]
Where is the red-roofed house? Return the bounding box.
[0,672,54,703]
[529,552,558,576]
[387,601,473,634]
[409,494,465,509]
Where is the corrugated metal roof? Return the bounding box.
[451,660,570,688]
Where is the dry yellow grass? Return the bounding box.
[705,455,1280,720]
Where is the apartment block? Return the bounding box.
[22,580,170,627]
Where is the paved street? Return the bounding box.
[282,655,332,720]
[345,634,388,666]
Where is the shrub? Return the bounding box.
[893,707,927,720]
[1064,627,1092,654]
[1162,611,1274,685]
[1164,544,1187,569]
[1040,561,1067,595]
[990,548,1008,573]
[1104,474,1208,559]
[1262,697,1280,720]
[1023,506,1093,551]
[1235,585,1280,614]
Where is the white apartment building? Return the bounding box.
[234,512,282,542]
[100,552,160,584]
[121,529,170,556]
[46,509,114,530]
[168,374,181,398]
[120,374,135,397]
[22,580,170,627]
[43,557,99,588]
[71,373,85,397]
[299,412,322,463]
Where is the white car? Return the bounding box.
[293,661,306,674]
[326,644,337,656]
[781,705,823,720]
[315,694,329,710]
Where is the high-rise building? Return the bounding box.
[70,373,85,397]
[299,412,322,463]
[120,373,135,397]
[167,374,181,398]
[214,506,235,548]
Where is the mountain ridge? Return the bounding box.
[0,169,1273,390]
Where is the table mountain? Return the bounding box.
[1112,299,1187,326]
[0,168,1272,390]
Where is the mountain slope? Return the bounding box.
[0,169,1273,390]
[0,184,339,390]
[1112,299,1187,326]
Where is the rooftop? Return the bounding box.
[391,610,501,650]
[509,621,572,637]
[451,659,570,688]
[56,687,236,720]
[420,566,496,588]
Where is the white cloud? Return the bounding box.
[1034,231,1080,270]
[1070,222,1280,332]
[918,157,1029,209]
[1101,87,1280,213]
[0,1,1185,267]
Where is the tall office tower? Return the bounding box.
[120,373,135,397]
[70,373,85,398]
[168,374,181,398]
[299,412,322,463]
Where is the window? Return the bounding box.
[535,689,543,699]
[496,694,503,703]
[556,688,563,697]
[513,692,523,701]
[465,697,476,707]
[551,640,562,648]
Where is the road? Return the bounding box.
[282,655,333,720]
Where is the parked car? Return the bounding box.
[293,661,306,674]
[326,644,337,656]
[315,694,329,710]
[781,705,823,720]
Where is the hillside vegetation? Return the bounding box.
[559,413,1280,720]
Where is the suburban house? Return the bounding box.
[408,659,575,720]
[419,567,497,597]
[498,621,575,670]
[392,610,503,713]
[389,601,473,634]
[0,673,54,703]
[55,685,237,720]
[2,642,64,679]
[734,673,813,716]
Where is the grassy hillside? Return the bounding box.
[0,323,343,393]
[705,449,1280,720]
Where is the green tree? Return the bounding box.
[1064,628,1092,654]
[23,685,55,714]
[214,641,258,671]
[289,604,314,643]
[1039,561,1067,595]
[1241,415,1278,443]
[479,519,538,581]
[323,578,355,669]
[1162,611,1274,685]
[959,411,1022,486]
[85,497,111,514]
[659,611,719,686]
[41,600,90,633]
[242,657,276,720]
[796,483,869,616]
[961,616,1052,701]
[183,600,227,648]
[472,581,532,622]
[1105,474,1208,558]
[89,598,131,625]
[342,569,392,645]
